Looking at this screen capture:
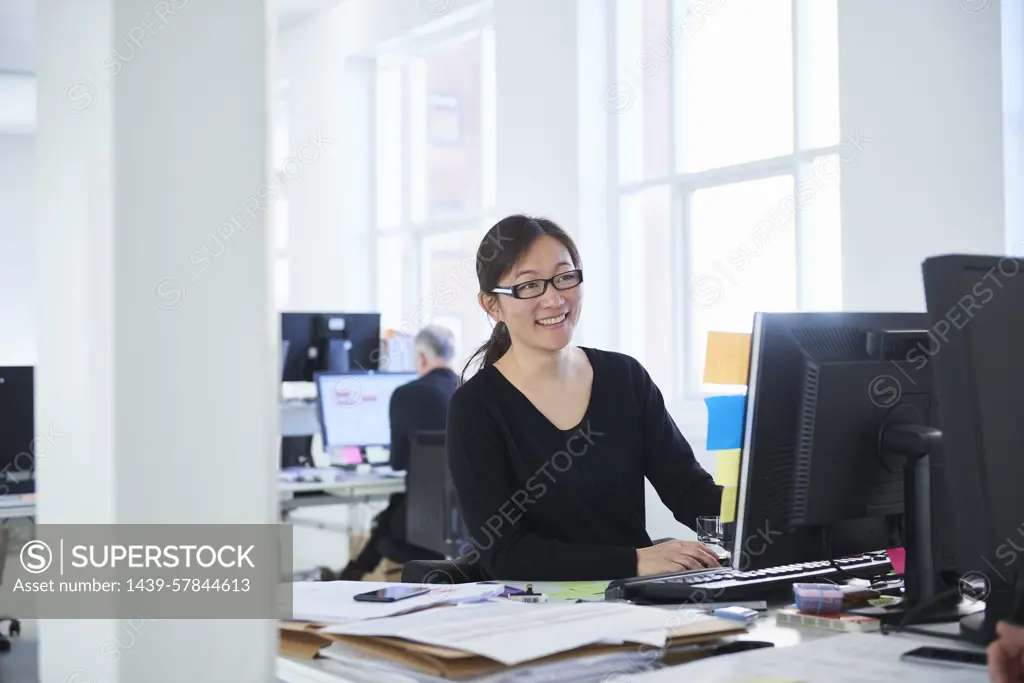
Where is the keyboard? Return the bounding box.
[605,552,893,604]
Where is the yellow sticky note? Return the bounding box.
[720,486,738,524]
[703,331,752,385]
[715,449,741,487]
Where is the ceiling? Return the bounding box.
[0,0,343,75]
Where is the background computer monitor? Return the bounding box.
[0,366,34,495]
[923,254,1024,642]
[727,312,956,586]
[281,312,381,382]
[316,372,417,455]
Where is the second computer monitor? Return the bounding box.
[281,312,381,382]
[316,372,417,455]
[727,312,955,572]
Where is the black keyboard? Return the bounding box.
[605,552,893,604]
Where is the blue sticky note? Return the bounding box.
[705,395,746,450]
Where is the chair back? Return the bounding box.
[0,526,8,585]
[405,430,467,557]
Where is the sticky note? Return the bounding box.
[886,547,906,574]
[720,486,738,524]
[715,449,741,487]
[340,446,363,465]
[703,331,752,385]
[705,395,746,450]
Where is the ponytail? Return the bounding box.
[461,321,512,383]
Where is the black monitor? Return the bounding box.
[727,313,961,615]
[280,312,381,382]
[922,254,1024,644]
[0,366,34,495]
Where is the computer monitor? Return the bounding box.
[0,367,34,495]
[315,372,416,457]
[281,312,381,382]
[922,254,1024,644]
[727,313,959,611]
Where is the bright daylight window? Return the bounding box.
[375,19,497,376]
[612,0,844,403]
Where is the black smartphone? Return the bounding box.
[900,646,987,669]
[353,586,432,603]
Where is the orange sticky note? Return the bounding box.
[703,331,752,385]
[720,486,738,524]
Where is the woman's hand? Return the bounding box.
[636,539,720,576]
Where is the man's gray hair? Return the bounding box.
[414,324,456,362]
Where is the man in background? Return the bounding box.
[334,324,459,581]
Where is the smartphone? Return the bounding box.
[353,586,432,603]
[900,646,987,669]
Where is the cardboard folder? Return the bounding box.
[280,615,748,677]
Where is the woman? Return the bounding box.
[446,214,723,581]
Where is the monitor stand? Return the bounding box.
[959,587,1023,646]
[874,423,969,627]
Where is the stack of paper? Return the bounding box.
[290,581,505,623]
[307,600,747,678]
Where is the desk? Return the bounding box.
[0,496,36,521]
[276,581,972,683]
[0,477,405,526]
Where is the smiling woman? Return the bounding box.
[446,215,724,582]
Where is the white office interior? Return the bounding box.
[0,0,1022,680]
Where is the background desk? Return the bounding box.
[0,476,405,526]
[275,580,907,683]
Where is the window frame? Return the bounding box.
[609,0,842,409]
[371,9,497,351]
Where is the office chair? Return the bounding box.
[401,538,683,584]
[405,430,468,558]
[0,526,19,653]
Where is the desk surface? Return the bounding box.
[276,580,974,683]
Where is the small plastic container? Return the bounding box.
[793,583,845,615]
[713,606,759,625]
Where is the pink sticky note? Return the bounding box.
[341,446,363,465]
[886,547,906,574]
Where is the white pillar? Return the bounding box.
[36,1,277,682]
[838,0,1009,311]
[493,0,613,349]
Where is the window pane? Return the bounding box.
[376,65,403,229]
[799,154,842,310]
[798,0,839,149]
[377,234,415,333]
[616,0,673,183]
[619,185,676,398]
[689,175,798,391]
[677,0,793,172]
[411,34,483,223]
[421,229,491,376]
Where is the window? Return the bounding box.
[374,18,496,374]
[612,0,842,401]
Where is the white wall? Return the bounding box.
[0,133,36,365]
[838,0,1012,311]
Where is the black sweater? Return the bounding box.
[445,347,721,581]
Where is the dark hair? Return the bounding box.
[461,214,582,381]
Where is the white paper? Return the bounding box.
[320,600,677,666]
[290,581,503,623]
[626,631,989,683]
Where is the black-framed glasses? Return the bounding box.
[492,269,584,299]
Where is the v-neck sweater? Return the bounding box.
[445,346,722,581]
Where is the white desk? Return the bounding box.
[0,475,405,526]
[0,496,35,521]
[275,581,979,683]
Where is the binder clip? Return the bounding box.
[508,584,547,603]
